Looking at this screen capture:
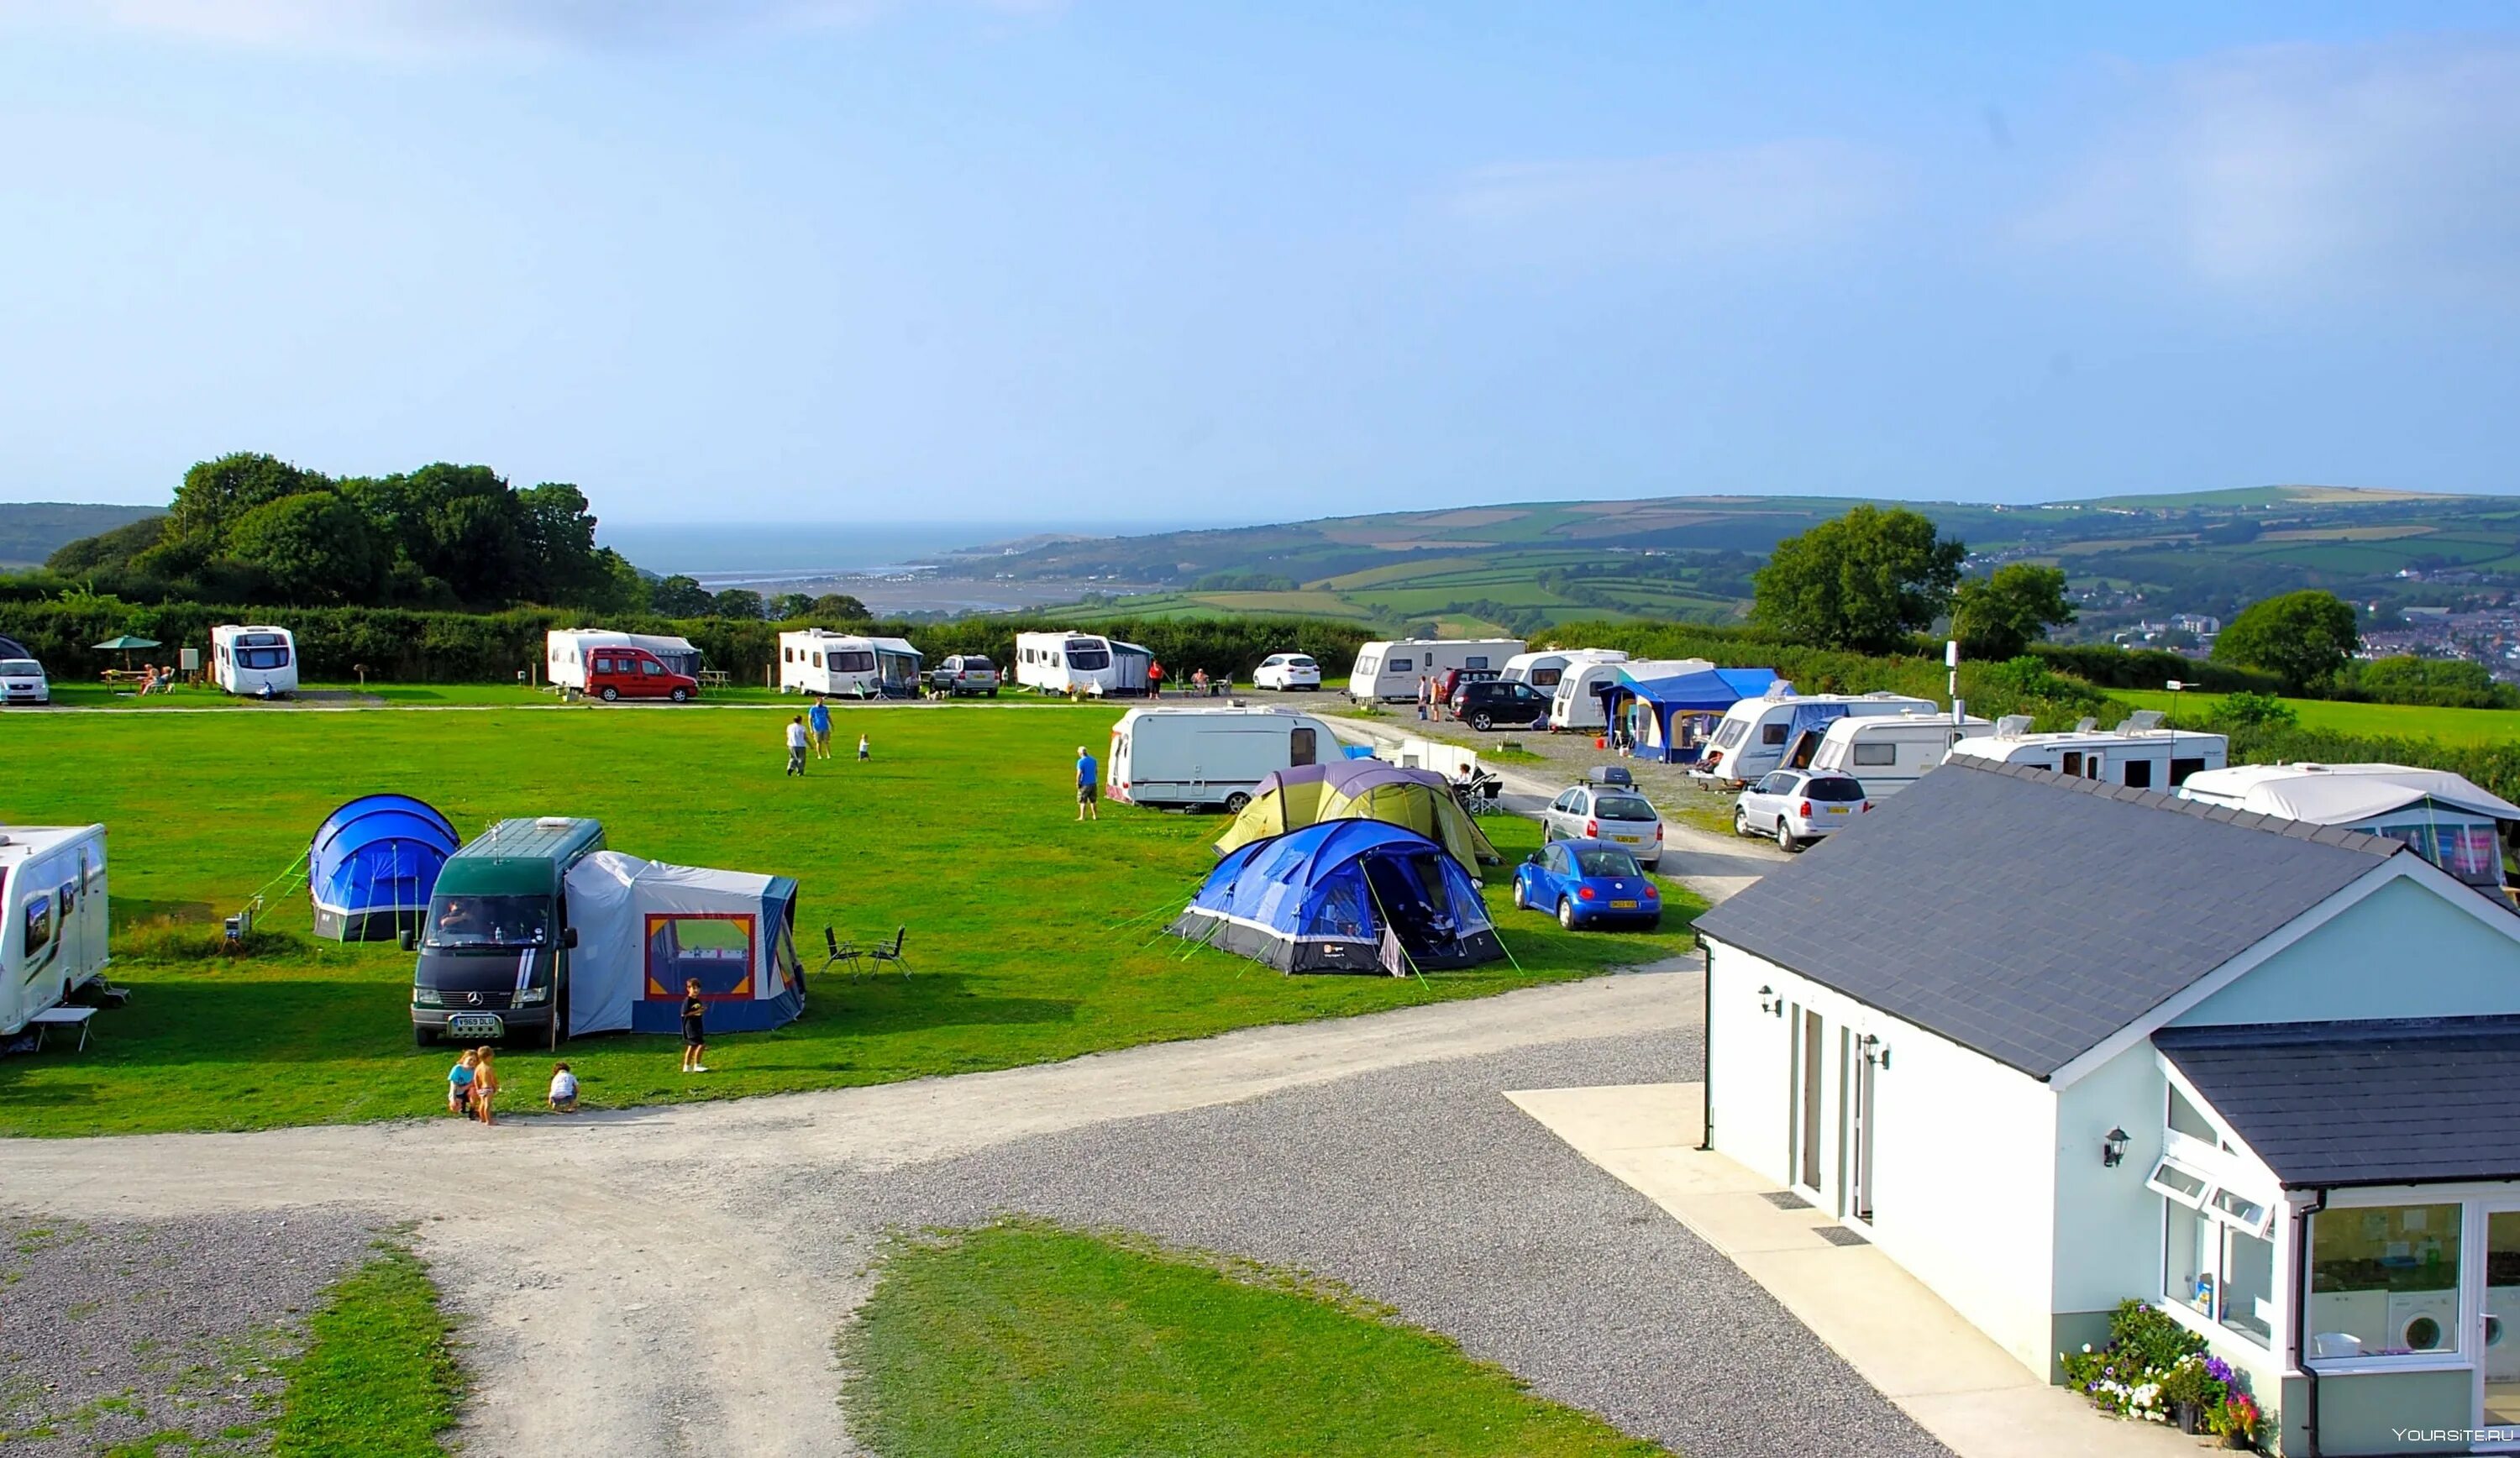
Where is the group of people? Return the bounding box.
[133,663,178,695]
[785,697,869,775]
[1145,662,1226,697]
[445,1046,579,1124]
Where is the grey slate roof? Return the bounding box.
[1693,758,2402,1079]
[2155,1019,2520,1188]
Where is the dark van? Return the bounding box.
[410,817,603,1048]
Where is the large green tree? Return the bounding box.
[650,574,715,616]
[2212,590,2360,691]
[222,490,384,604]
[1751,505,1966,653]
[1950,563,2076,660]
[167,452,330,546]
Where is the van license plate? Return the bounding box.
[446,1014,504,1039]
[1612,835,1640,843]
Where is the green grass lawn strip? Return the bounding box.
[268,1242,461,1458]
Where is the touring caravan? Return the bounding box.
[1347,638,1525,703]
[1500,648,1625,692]
[210,625,298,697]
[2178,763,2518,894]
[1943,712,2227,792]
[1805,711,1994,798]
[1105,705,1339,812]
[1690,690,1938,787]
[1015,632,1133,695]
[778,630,923,698]
[2,825,110,1038]
[1551,657,1707,732]
[546,630,703,690]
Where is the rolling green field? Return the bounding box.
[843,1222,1670,1458]
[0,704,1693,1138]
[2113,689,2520,747]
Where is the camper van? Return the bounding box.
[778,630,924,698]
[1105,705,1337,812]
[1,825,110,1038]
[411,816,606,1048]
[1016,632,1137,695]
[1500,648,1625,692]
[1551,657,1710,733]
[2178,763,2517,893]
[1347,638,1525,703]
[1804,712,1995,799]
[546,630,703,690]
[1944,712,2227,792]
[1690,690,1939,787]
[210,625,297,697]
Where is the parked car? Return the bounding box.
[1252,653,1321,691]
[1437,666,1502,709]
[1512,839,1662,931]
[929,654,1002,696]
[1733,769,1870,850]
[1541,774,1665,869]
[584,646,699,703]
[1,657,50,706]
[1452,679,1551,731]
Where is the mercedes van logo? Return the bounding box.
[466,991,483,1005]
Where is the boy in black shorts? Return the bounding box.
[680,978,708,1073]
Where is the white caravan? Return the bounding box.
[1346,638,1525,703]
[1105,706,1337,812]
[545,630,703,690]
[2,825,110,1037]
[1691,690,1940,786]
[210,624,298,697]
[1500,648,1625,691]
[1944,711,2228,793]
[1806,711,1995,799]
[2179,762,2518,893]
[777,630,923,698]
[1549,656,1711,733]
[1016,632,1130,695]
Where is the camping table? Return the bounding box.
[29,1005,97,1052]
[698,671,731,688]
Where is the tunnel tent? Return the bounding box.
[562,851,804,1036]
[1213,758,1498,877]
[307,794,461,941]
[1170,820,1504,975]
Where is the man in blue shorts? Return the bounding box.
[1075,744,1099,821]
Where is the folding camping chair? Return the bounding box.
[864,926,911,977]
[821,926,864,978]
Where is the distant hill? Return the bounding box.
[963,486,2520,640]
[0,502,165,568]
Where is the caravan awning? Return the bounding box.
[1602,666,1780,710]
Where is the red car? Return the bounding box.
[585,647,699,703]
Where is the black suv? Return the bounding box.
[1454,680,1553,731]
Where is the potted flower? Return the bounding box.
[2210,1390,2260,1450]
[2158,1355,2225,1434]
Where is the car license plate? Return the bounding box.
[1612,834,1640,844]
[1827,805,1849,816]
[1610,899,1639,910]
[446,1013,504,1039]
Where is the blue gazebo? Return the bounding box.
[1599,666,1782,763]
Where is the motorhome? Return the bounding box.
[1551,657,1711,733]
[1015,632,1136,695]
[1105,705,1338,812]
[1346,638,1525,703]
[1,825,110,1038]
[2179,762,2518,894]
[210,624,297,697]
[1500,648,1625,692]
[411,816,606,1049]
[1942,711,2227,792]
[1804,711,1994,798]
[778,630,924,698]
[1690,690,1939,786]
[546,630,703,690]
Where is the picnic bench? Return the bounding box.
[29,1005,97,1052]
[697,670,732,688]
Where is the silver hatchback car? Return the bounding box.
[1734,769,1868,850]
[1541,778,1664,870]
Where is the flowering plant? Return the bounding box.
[2059,1300,2208,1421]
[2210,1391,2260,1444]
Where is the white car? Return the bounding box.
[1,658,49,706]
[1540,774,1665,871]
[1253,653,1322,691]
[1733,769,1869,851]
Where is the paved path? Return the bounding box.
[0,973,1943,1458]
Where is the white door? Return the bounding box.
[2482,1208,2520,1433]
[1790,1005,1825,1197]
[1845,1036,1877,1223]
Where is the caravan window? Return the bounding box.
[784,647,795,663]
[832,651,875,674]
[1386,657,1412,673]
[1463,656,1489,670]
[238,645,290,670]
[1852,741,1898,767]
[1357,656,1380,676]
[1761,723,1788,746]
[1530,667,1562,687]
[2061,751,2084,777]
[2124,758,2154,789]
[1712,719,1749,750]
[1289,726,1317,766]
[1066,646,1110,670]
[23,894,53,964]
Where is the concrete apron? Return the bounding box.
[1509,1083,2201,1458]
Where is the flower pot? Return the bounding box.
[2172,1402,2207,1434]
[2221,1430,2254,1450]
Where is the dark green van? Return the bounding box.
[410,817,603,1047]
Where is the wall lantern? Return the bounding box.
[1756,985,1782,1017]
[2103,1127,2130,1168]
[1858,1033,1890,1070]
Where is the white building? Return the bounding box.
[1694,758,2520,1455]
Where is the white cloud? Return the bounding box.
[1447,139,1903,259]
[2023,39,2520,295]
[0,0,1058,50]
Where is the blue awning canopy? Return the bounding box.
[1604,665,1781,709]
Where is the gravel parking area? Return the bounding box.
[0,1211,383,1456]
[1333,705,1750,830]
[805,1025,1949,1458]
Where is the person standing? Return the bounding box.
[857,732,870,762]
[1074,743,1100,821]
[808,697,832,759]
[785,716,809,776]
[470,1046,501,1125]
[680,979,708,1073]
[1147,659,1164,698]
[1417,675,1431,721]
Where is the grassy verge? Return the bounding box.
[2110,688,2520,747]
[842,1222,1671,1458]
[269,1242,462,1458]
[0,705,1698,1136]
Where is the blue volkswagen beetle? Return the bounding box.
[1512,838,1662,931]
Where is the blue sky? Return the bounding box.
[3,2,2516,525]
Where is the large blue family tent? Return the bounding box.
[1599,666,1782,763]
[1168,820,1504,975]
[308,795,461,941]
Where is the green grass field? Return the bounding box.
[842,1222,1670,1458]
[2113,689,2520,747]
[269,1243,462,1458]
[0,704,1694,1137]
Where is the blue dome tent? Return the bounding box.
[308,795,461,941]
[1168,820,1504,975]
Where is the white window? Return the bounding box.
[1852,742,1897,767]
[1464,655,1489,669]
[2308,1204,2463,1359]
[2150,1155,2276,1349]
[1388,657,1411,673]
